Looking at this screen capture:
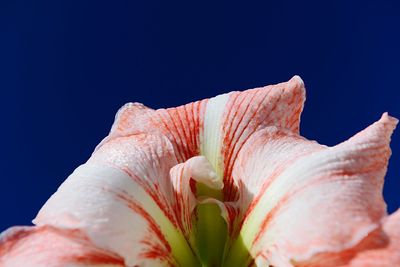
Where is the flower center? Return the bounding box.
[188,156,255,267]
[195,181,228,266]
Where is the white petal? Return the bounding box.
[227,114,397,266]
[34,134,198,266]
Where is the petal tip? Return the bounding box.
[348,112,398,146]
[373,112,398,141]
[185,156,223,190]
[287,75,306,101]
[380,112,399,127]
[289,75,305,88]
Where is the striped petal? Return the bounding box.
[169,155,224,240]
[34,133,199,266]
[200,76,306,201]
[169,155,232,266]
[224,113,397,266]
[0,226,124,267]
[98,100,208,162]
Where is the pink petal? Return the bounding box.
[228,113,397,266]
[100,76,305,181]
[219,76,305,200]
[90,76,307,239]
[288,209,400,267]
[344,209,400,267]
[34,134,192,266]
[0,226,124,267]
[97,100,207,162]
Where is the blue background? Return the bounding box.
[1,1,399,232]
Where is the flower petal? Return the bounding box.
[201,75,306,201]
[98,100,208,162]
[287,209,400,267]
[0,225,124,267]
[101,76,306,195]
[10,77,311,266]
[169,155,223,240]
[170,155,232,266]
[26,76,304,266]
[344,209,400,267]
[34,134,199,266]
[225,113,397,266]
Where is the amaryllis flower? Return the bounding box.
[1,76,399,267]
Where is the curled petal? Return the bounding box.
[169,155,239,237]
[180,156,224,190]
[169,155,241,266]
[227,113,397,266]
[169,156,222,240]
[0,226,124,267]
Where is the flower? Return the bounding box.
[0,76,399,267]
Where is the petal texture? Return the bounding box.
[0,226,124,267]
[227,113,397,266]
[200,76,306,201]
[34,134,198,266]
[344,208,400,267]
[98,100,207,162]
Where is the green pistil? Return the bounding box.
[195,184,228,267]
